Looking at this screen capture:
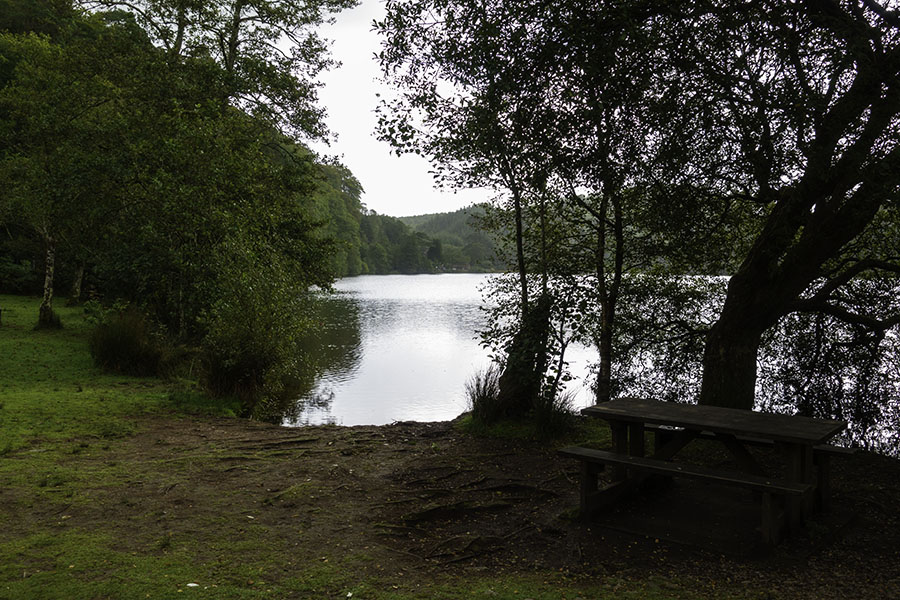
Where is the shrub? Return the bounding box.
[465,364,503,425]
[200,274,310,421]
[0,257,40,294]
[89,308,164,376]
[533,389,577,439]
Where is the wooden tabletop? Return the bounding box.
[582,397,847,445]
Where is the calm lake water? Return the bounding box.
[284,274,597,426]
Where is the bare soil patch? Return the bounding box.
[14,415,900,597]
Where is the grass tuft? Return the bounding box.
[465,363,503,425]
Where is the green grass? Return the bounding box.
[456,411,613,448]
[0,295,169,455]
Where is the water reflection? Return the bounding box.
[283,293,363,425]
[284,274,598,426]
[284,274,498,426]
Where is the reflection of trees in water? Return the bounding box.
[280,293,363,423]
[758,312,900,455]
[611,277,900,456]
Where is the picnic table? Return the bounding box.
[560,397,849,544]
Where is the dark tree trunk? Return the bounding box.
[595,306,615,404]
[592,193,623,404]
[510,183,528,312]
[494,293,552,419]
[699,319,764,410]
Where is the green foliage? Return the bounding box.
[0,0,359,409]
[399,204,504,272]
[200,261,314,420]
[81,0,359,138]
[88,307,165,377]
[0,256,39,294]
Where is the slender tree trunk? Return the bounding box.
[38,235,56,326]
[224,0,246,75]
[593,193,624,404]
[510,182,528,313]
[67,262,84,306]
[596,307,615,404]
[170,1,187,58]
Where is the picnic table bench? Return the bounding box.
[560,397,849,544]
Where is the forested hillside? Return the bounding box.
[400,205,503,272]
[310,171,502,276]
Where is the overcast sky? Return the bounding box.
[311,1,493,218]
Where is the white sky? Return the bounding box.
[311,0,493,218]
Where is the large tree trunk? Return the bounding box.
[38,235,56,327]
[494,293,552,419]
[698,319,764,410]
[698,256,784,409]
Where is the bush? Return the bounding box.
[465,364,503,425]
[89,308,165,376]
[533,389,577,439]
[464,364,577,439]
[0,257,40,294]
[200,274,311,421]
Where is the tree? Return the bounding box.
[648,2,900,409]
[379,0,900,414]
[376,0,726,408]
[79,0,357,138]
[0,20,139,325]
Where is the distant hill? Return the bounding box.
[399,205,503,272]
[310,166,502,276]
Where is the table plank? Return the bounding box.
[582,397,846,445]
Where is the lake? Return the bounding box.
[284,273,597,426]
[283,273,900,456]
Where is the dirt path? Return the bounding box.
[14,416,900,598]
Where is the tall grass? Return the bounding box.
[465,363,576,438]
[533,389,577,439]
[465,364,503,424]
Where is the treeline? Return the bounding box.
[310,166,502,276]
[0,0,356,418]
[399,206,502,272]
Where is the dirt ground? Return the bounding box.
[13,416,900,598]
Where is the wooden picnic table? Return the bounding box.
[561,397,848,544]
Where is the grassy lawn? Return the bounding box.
[0,294,827,599]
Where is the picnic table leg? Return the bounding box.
[760,492,782,545]
[785,443,815,532]
[579,460,601,519]
[816,452,831,512]
[610,422,628,481]
[628,423,645,458]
